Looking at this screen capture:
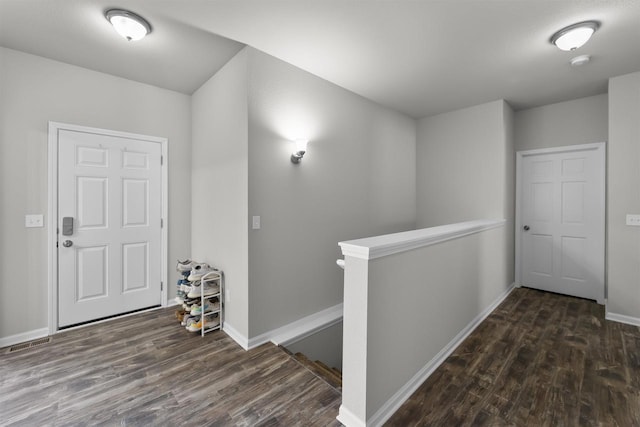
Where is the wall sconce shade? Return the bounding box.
[550,21,600,51]
[105,9,152,41]
[291,139,308,164]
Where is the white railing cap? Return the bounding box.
[338,219,506,260]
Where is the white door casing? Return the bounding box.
[48,123,168,330]
[516,143,605,304]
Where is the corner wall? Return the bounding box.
[0,47,192,342]
[416,100,514,228]
[246,48,417,337]
[191,49,250,337]
[607,71,640,323]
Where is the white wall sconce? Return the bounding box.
[291,139,308,164]
[105,9,152,41]
[550,21,600,51]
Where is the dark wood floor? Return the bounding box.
[386,287,640,426]
[0,308,341,426]
[2,288,639,426]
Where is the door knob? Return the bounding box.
[62,240,73,247]
[523,225,530,231]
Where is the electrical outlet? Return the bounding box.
[626,214,640,226]
[252,215,261,230]
[25,214,44,228]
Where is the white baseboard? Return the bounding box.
[0,328,49,349]
[337,405,365,427]
[222,303,343,351]
[222,322,249,350]
[366,283,516,427]
[606,311,640,327]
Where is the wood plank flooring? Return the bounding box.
[2,287,639,426]
[0,308,341,426]
[386,287,640,426]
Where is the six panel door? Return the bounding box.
[58,129,162,327]
[520,145,605,303]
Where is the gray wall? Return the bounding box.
[0,47,192,340]
[514,93,608,151]
[286,322,343,370]
[416,100,515,227]
[246,48,416,337]
[607,71,640,320]
[191,49,250,337]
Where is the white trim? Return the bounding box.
[221,304,344,351]
[270,303,343,346]
[222,323,249,350]
[339,219,505,260]
[515,142,606,303]
[606,312,640,327]
[517,142,605,157]
[366,283,516,427]
[337,405,366,427]
[47,122,169,336]
[0,328,49,349]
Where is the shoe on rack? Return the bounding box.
[190,300,219,315]
[187,282,220,299]
[186,316,205,332]
[205,297,221,311]
[187,264,219,282]
[176,259,196,273]
[182,314,200,327]
[187,316,219,332]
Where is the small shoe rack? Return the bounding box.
[196,271,223,336]
[177,270,223,337]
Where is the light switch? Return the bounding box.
[626,214,640,226]
[252,216,261,230]
[25,214,44,228]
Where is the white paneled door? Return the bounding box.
[57,129,162,327]
[518,143,605,304]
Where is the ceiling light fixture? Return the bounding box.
[105,9,152,41]
[550,21,600,51]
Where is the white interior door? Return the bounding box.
[57,128,162,327]
[518,143,605,304]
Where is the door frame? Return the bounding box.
[47,122,169,335]
[515,142,606,302]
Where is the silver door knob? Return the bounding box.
[523,225,530,231]
[62,240,73,247]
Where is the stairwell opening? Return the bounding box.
[283,321,343,391]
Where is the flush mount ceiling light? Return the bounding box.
[550,21,600,51]
[105,9,152,41]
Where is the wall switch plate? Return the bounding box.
[252,215,261,230]
[25,214,44,228]
[626,214,640,226]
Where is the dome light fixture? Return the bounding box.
[550,21,600,51]
[105,9,152,41]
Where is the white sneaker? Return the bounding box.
[187,264,218,282]
[187,282,220,299]
[176,259,195,273]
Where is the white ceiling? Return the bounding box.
[1,0,639,118]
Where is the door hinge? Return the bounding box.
[160,155,163,165]
[161,218,163,228]
[161,281,163,291]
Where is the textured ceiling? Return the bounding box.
[1,0,639,118]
